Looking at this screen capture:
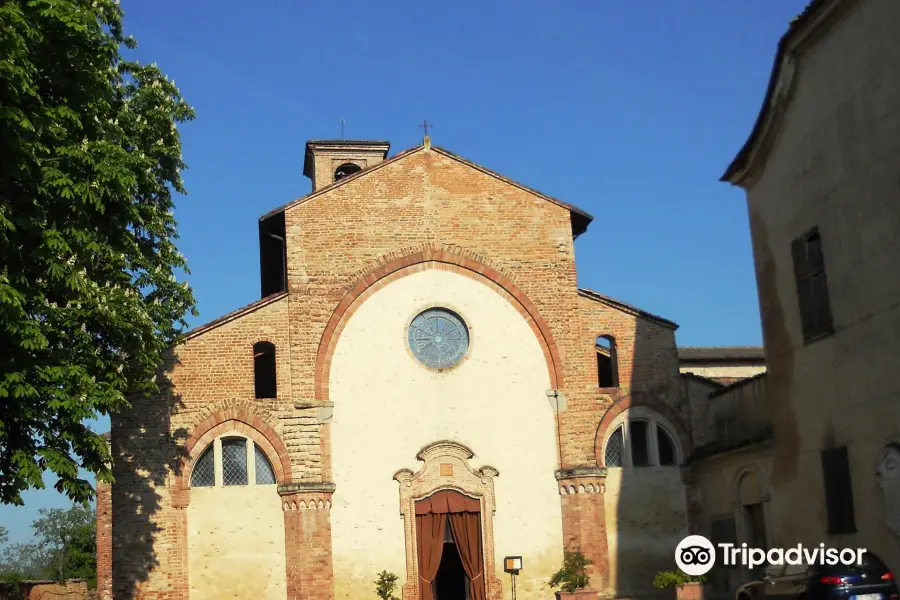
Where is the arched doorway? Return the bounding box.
[415,490,485,600]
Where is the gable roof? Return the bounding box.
[678,346,765,362]
[721,0,854,184]
[261,144,594,238]
[182,292,288,341]
[578,288,678,330]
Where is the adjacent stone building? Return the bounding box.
[98,137,705,600]
[690,0,900,592]
[677,347,765,387]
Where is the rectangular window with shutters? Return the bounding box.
[821,446,856,534]
[791,227,834,343]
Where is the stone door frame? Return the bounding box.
[393,440,503,600]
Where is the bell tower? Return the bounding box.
[303,139,391,191]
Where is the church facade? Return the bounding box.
[97,139,699,600]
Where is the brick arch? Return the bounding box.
[173,409,293,506]
[314,248,564,404]
[593,393,692,467]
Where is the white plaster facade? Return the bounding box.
[328,268,562,599]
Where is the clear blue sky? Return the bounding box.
[1,0,810,541]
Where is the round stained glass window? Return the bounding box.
[408,308,469,370]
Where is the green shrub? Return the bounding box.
[653,570,708,589]
[375,570,399,600]
[549,551,592,593]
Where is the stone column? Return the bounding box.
[281,483,336,600]
[556,466,610,594]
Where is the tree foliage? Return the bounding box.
[0,504,96,585]
[0,0,196,504]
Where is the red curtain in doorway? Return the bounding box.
[415,490,486,600]
[415,511,447,600]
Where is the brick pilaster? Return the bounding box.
[280,483,336,600]
[556,467,610,594]
[96,479,113,600]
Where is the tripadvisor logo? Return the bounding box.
[675,536,867,576]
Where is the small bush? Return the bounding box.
[653,570,709,589]
[549,551,592,593]
[375,570,399,600]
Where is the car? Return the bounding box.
[735,551,899,600]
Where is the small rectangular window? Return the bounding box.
[821,446,856,534]
[596,336,618,388]
[630,421,650,467]
[791,227,834,343]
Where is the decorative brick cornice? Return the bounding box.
[280,486,335,511]
[279,482,336,511]
[556,466,607,495]
[314,248,564,405]
[555,466,608,480]
[278,482,336,495]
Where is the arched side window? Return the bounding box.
[191,446,215,487]
[253,342,277,399]
[334,162,362,181]
[254,444,276,485]
[188,436,278,488]
[603,410,680,468]
[596,335,619,388]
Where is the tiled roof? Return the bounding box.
[578,288,678,330]
[680,372,726,388]
[677,346,764,361]
[709,371,767,398]
[182,292,289,341]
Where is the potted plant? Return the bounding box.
[653,570,708,600]
[549,551,598,599]
[375,570,399,600]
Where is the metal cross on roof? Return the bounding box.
[418,120,432,138]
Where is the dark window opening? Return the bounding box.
[743,503,767,550]
[792,227,833,342]
[259,212,287,298]
[821,446,856,534]
[334,162,362,181]
[254,341,277,399]
[630,420,650,467]
[657,426,676,466]
[596,335,618,388]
